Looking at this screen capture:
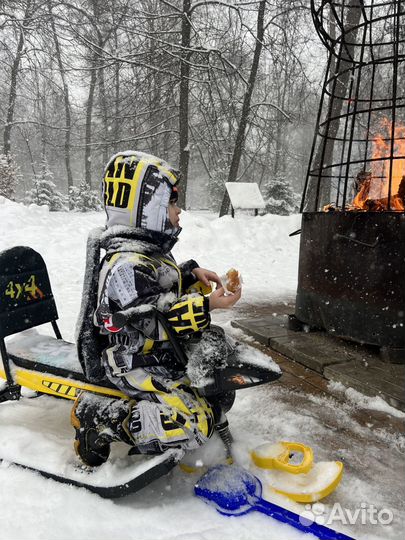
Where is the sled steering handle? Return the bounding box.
[111,308,189,366]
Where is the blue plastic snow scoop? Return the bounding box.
[194,465,355,540]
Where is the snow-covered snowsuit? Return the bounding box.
[93,151,214,453]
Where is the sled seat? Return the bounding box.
[7,331,85,381]
[2,329,123,400]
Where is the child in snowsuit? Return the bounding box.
[73,151,241,465]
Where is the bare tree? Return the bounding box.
[219,0,266,216]
[3,0,34,156]
[0,0,321,212]
[48,0,74,192]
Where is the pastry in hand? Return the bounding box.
[223,268,242,294]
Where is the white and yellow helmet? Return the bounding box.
[102,150,180,233]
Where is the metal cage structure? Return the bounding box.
[293,0,405,362]
[303,0,405,212]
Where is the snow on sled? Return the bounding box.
[2,329,127,401]
[0,239,281,496]
[0,444,182,499]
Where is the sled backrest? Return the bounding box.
[0,246,59,339]
[75,228,108,382]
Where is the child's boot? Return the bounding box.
[71,392,134,467]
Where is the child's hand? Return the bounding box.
[209,286,242,311]
[192,267,222,289]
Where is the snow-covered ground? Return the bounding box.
[0,198,404,540]
[0,198,301,341]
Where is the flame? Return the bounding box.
[352,119,405,211]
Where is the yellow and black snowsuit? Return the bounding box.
[92,151,214,453]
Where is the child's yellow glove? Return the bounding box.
[184,280,213,296]
[166,294,210,336]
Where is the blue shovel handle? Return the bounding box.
[195,465,355,540]
[253,498,355,540]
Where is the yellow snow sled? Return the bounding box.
[251,441,343,503]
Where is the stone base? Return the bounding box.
[232,313,405,412]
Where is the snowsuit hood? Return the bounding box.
[102,150,180,236]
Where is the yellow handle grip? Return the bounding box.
[251,441,314,475]
[273,442,313,474]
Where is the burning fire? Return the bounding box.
[352,119,405,211]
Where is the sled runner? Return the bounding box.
[0,447,182,498]
[0,241,281,496]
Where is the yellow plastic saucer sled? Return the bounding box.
[251,441,344,503]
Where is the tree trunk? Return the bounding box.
[48,2,74,193]
[219,0,266,217]
[178,0,191,209]
[3,1,33,156]
[84,61,97,188]
[113,30,121,154]
[39,87,47,161]
[98,63,109,164]
[22,129,37,176]
[273,73,288,180]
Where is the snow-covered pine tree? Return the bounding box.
[69,182,101,212]
[262,174,300,215]
[25,159,66,211]
[0,153,19,200]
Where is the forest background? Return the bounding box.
[0,0,325,215]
